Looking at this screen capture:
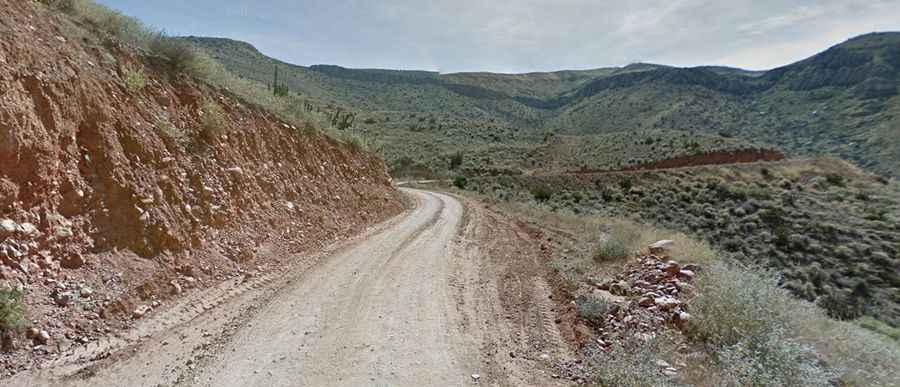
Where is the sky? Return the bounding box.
[96,0,899,74]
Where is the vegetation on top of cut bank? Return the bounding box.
[38,0,374,151]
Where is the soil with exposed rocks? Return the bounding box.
[0,0,403,376]
[9,189,581,386]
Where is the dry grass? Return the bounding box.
[199,101,227,141]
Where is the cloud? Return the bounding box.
[738,5,826,36]
[98,0,900,73]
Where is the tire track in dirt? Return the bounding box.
[11,189,576,386]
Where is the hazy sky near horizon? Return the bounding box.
[96,0,899,74]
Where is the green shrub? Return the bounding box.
[149,34,199,77]
[531,185,553,202]
[155,116,184,144]
[686,262,833,386]
[449,151,463,170]
[46,0,152,47]
[618,177,633,192]
[714,326,834,386]
[0,288,25,334]
[817,289,866,321]
[453,176,468,190]
[855,316,900,341]
[594,226,640,262]
[826,174,846,187]
[595,239,629,262]
[123,67,145,92]
[587,334,676,387]
[200,102,227,141]
[576,295,617,324]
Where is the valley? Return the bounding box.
[1,1,898,386]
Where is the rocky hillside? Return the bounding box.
[0,0,402,369]
[186,33,900,177]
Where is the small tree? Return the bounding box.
[449,151,463,170]
[453,176,468,190]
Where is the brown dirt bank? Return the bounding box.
[0,0,403,375]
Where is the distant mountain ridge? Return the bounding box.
[184,32,900,176]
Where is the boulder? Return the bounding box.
[677,269,695,280]
[25,327,40,340]
[638,297,656,307]
[655,296,681,311]
[609,280,629,296]
[649,240,674,254]
[133,305,151,319]
[52,290,74,307]
[170,280,182,295]
[60,252,85,269]
[0,219,16,236]
[662,261,681,276]
[17,222,38,236]
[36,330,51,345]
[53,226,74,239]
[673,311,692,330]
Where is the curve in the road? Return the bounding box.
[195,189,475,386]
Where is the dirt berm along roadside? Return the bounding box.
[0,0,403,375]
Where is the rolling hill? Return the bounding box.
[184,32,900,177]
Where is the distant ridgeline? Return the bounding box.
[184,32,900,177]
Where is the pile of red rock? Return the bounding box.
[592,241,700,348]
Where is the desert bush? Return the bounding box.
[594,225,640,262]
[817,288,866,321]
[826,173,847,187]
[686,262,834,385]
[714,325,835,386]
[453,176,468,190]
[576,295,617,324]
[200,102,227,141]
[687,263,791,345]
[449,151,463,170]
[618,177,633,192]
[587,334,677,387]
[45,0,152,47]
[149,34,200,77]
[531,185,553,202]
[0,288,25,334]
[155,115,184,144]
[595,238,630,262]
[123,67,145,92]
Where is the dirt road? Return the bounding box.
[196,190,472,386]
[14,189,574,386]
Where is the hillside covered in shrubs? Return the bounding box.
[186,33,900,177]
[464,158,900,326]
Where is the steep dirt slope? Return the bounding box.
[0,0,403,374]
